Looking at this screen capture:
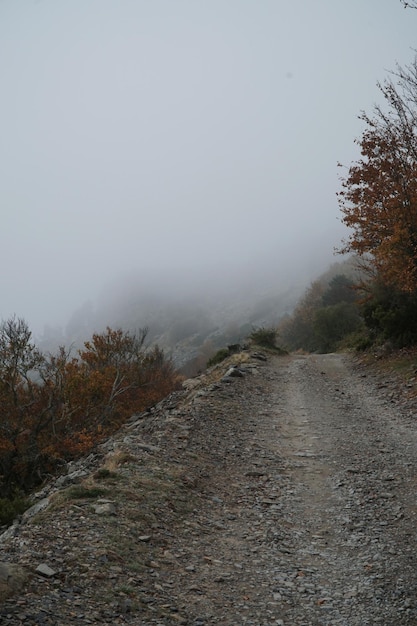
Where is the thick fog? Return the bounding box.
[1,0,416,336]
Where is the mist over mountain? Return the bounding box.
[37,255,328,371]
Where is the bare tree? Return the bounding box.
[400,1,417,9]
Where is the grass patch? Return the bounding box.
[64,485,110,500]
[93,468,122,482]
[356,345,417,396]
[126,560,147,574]
[103,450,138,471]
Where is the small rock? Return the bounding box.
[135,442,160,453]
[36,563,56,578]
[93,502,116,515]
[224,367,244,378]
[55,469,88,487]
[21,497,50,521]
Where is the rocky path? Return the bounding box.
[2,351,417,624]
[262,353,417,625]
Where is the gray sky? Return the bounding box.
[1,0,416,333]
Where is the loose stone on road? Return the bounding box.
[2,351,417,625]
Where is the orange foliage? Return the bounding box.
[338,56,417,293]
[338,130,417,292]
[0,322,180,497]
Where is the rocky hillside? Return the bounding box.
[0,347,268,622]
[39,269,307,373]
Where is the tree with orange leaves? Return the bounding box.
[0,320,181,498]
[338,56,417,294]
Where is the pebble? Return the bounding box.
[35,564,56,578]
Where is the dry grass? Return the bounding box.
[361,346,417,380]
[102,449,139,471]
[186,351,251,393]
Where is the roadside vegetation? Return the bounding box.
[337,55,417,350]
[0,317,181,513]
[281,53,417,359]
[278,260,365,353]
[248,326,287,353]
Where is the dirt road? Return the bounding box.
[264,353,417,625]
[3,351,417,625]
[167,352,417,625]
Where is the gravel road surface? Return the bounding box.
[2,352,417,625]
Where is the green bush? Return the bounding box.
[249,327,279,349]
[207,348,230,367]
[362,283,417,347]
[0,493,29,526]
[313,302,364,352]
